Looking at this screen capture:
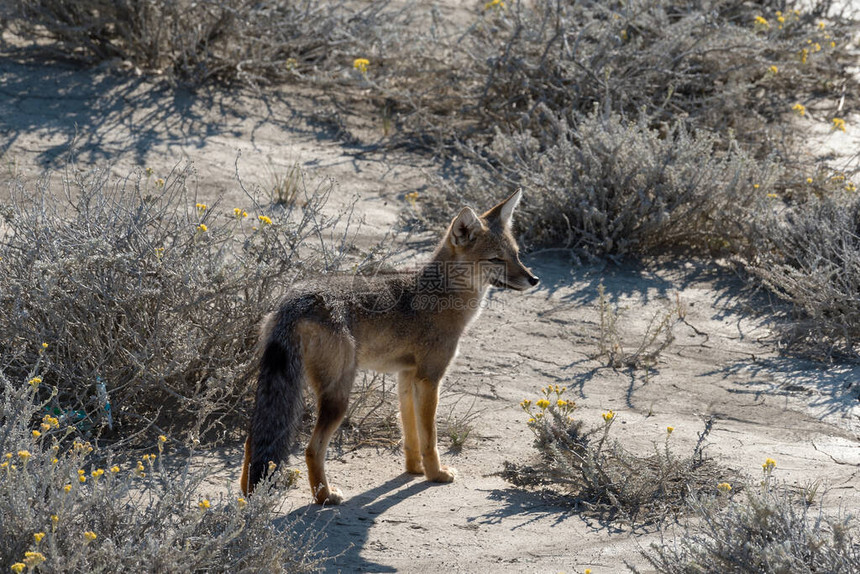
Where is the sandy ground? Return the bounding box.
[2,37,859,573]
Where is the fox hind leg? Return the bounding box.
[305,388,350,505]
[398,371,423,475]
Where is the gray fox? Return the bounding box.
[241,189,538,504]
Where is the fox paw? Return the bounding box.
[426,466,457,483]
[313,486,344,505]
[406,461,425,475]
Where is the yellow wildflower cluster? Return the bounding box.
[521,384,576,426]
[666,426,674,434]
[353,58,370,74]
[832,117,846,132]
[753,16,769,31]
[198,499,211,510]
[155,178,165,188]
[717,482,732,493]
[602,410,616,422]
[84,531,97,542]
[792,103,806,116]
[234,207,248,219]
[485,0,505,10]
[27,376,42,388]
[762,457,776,472]
[197,223,208,233]
[258,215,273,226]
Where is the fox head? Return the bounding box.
[447,189,539,291]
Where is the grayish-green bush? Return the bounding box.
[637,472,860,573]
[457,110,779,256]
[504,386,729,524]
[0,368,323,573]
[748,190,860,360]
[5,0,412,86]
[0,163,356,441]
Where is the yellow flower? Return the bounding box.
[233,207,248,218]
[268,460,277,473]
[110,465,120,473]
[78,475,86,483]
[830,41,836,48]
[52,458,58,465]
[520,399,531,408]
[602,410,616,422]
[766,193,778,199]
[284,57,298,71]
[84,531,97,542]
[155,178,165,188]
[536,399,551,410]
[32,430,41,438]
[41,342,48,350]
[17,450,30,461]
[806,177,813,184]
[792,103,806,116]
[845,182,856,192]
[34,532,45,543]
[832,117,846,132]
[585,570,592,574]
[28,376,42,388]
[717,482,732,493]
[753,184,760,189]
[23,552,46,568]
[484,0,505,9]
[528,417,536,423]
[198,499,211,510]
[145,167,153,177]
[11,563,25,574]
[197,223,208,233]
[762,458,776,471]
[557,399,567,407]
[818,21,826,30]
[237,497,248,509]
[353,58,370,74]
[41,423,51,432]
[51,514,59,524]
[753,16,769,30]
[92,468,104,479]
[63,484,72,493]
[813,43,821,52]
[258,215,273,225]
[666,426,674,434]
[196,203,207,211]
[800,48,808,64]
[769,65,778,74]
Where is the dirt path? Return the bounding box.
[2,50,858,573]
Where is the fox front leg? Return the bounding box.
[412,375,456,483]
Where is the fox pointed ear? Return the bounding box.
[484,188,522,228]
[450,206,483,246]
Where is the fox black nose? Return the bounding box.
[528,275,539,287]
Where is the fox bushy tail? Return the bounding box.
[241,326,304,495]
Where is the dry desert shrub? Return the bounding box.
[637,462,860,573]
[4,0,410,86]
[747,189,860,361]
[0,162,358,442]
[0,368,323,573]
[503,386,729,525]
